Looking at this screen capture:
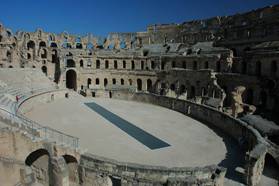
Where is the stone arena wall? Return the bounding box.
[17,89,70,114]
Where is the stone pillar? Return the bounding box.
[245,144,267,186]
[51,156,69,186]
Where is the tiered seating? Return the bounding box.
[0,68,57,113]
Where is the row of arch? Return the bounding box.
[240,60,278,76]
[84,77,152,92]
[170,60,221,72]
[25,148,78,185]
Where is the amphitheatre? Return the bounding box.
[0,3,279,186]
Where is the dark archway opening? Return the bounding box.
[147,79,152,92]
[63,155,79,185]
[66,70,77,91]
[241,61,247,74]
[50,42,57,48]
[41,66,47,76]
[137,79,142,91]
[109,176,121,186]
[87,78,92,88]
[41,49,47,58]
[131,61,135,70]
[260,90,267,109]
[256,61,261,76]
[39,41,46,48]
[261,154,279,185]
[245,88,253,105]
[80,60,84,67]
[25,149,50,185]
[193,61,198,70]
[67,59,75,68]
[104,78,108,87]
[216,61,221,72]
[190,86,195,98]
[25,149,49,166]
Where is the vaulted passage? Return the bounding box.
[66,69,77,91]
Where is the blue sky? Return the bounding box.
[0,0,278,36]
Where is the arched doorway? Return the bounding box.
[137,79,142,91]
[104,78,108,87]
[242,61,247,74]
[62,155,79,185]
[246,88,254,105]
[147,79,152,92]
[260,90,267,109]
[41,66,47,76]
[25,149,50,185]
[87,78,92,88]
[66,70,77,91]
[67,59,75,68]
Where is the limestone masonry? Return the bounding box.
[0,4,278,186]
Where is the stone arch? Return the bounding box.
[180,84,186,94]
[114,60,118,69]
[172,61,176,68]
[121,78,124,85]
[50,42,57,48]
[216,60,221,72]
[105,60,109,69]
[25,148,50,185]
[131,60,135,69]
[137,79,142,91]
[104,78,108,87]
[80,60,84,67]
[41,66,47,76]
[41,48,47,58]
[66,69,77,91]
[87,78,92,88]
[128,79,132,86]
[193,61,198,70]
[109,176,121,186]
[190,86,195,98]
[95,78,100,85]
[170,83,175,91]
[27,40,35,50]
[241,61,247,74]
[6,51,11,61]
[67,59,75,68]
[141,60,144,70]
[245,88,254,105]
[96,60,100,69]
[122,60,126,69]
[39,41,46,48]
[76,43,83,49]
[183,61,186,69]
[52,49,58,63]
[147,79,152,92]
[204,61,209,69]
[62,154,79,185]
[112,78,116,85]
[151,61,155,69]
[271,60,277,75]
[231,48,237,57]
[25,148,49,166]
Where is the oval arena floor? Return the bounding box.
[23,95,240,168]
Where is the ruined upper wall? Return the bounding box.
[0,4,278,50]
